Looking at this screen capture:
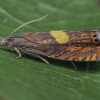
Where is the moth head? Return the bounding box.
[0,38,9,46]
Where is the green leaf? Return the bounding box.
[0,0,100,100]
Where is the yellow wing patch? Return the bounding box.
[50,31,69,44]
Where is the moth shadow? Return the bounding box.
[45,57,100,72]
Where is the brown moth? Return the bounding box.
[0,15,100,67]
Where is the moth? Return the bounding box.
[0,15,100,67]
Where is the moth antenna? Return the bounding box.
[9,15,48,36]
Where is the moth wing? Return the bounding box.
[14,30,100,61]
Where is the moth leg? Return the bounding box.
[36,55,50,66]
[13,47,21,58]
[71,62,77,70]
[20,49,50,66]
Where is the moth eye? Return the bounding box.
[5,42,7,45]
[4,41,9,46]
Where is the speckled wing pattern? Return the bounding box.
[12,29,100,61]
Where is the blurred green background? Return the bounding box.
[0,0,100,100]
